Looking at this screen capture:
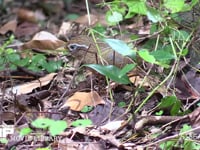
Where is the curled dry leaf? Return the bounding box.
[6,73,57,95]
[20,31,66,51]
[0,20,17,35]
[61,91,105,111]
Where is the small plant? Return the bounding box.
[20,117,92,137]
[159,124,200,150]
[0,35,62,73]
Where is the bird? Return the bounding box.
[66,35,132,68]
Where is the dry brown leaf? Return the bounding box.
[129,75,149,87]
[20,31,66,51]
[17,8,37,22]
[61,91,105,111]
[0,20,17,35]
[17,8,45,23]
[15,22,39,38]
[6,73,57,95]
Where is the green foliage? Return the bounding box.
[0,35,62,73]
[19,127,32,136]
[104,38,136,59]
[157,96,181,115]
[0,138,8,144]
[49,120,67,136]
[105,0,198,24]
[118,101,126,108]
[84,64,136,84]
[31,118,67,136]
[160,124,200,150]
[71,119,92,127]
[81,106,93,113]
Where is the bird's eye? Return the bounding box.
[68,44,78,52]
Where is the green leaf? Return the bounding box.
[16,58,30,66]
[180,124,192,133]
[118,102,126,108]
[158,96,181,115]
[32,54,46,65]
[106,11,123,25]
[170,99,181,115]
[104,38,136,58]
[150,50,175,62]
[84,64,131,84]
[159,96,177,108]
[31,118,53,129]
[43,60,62,73]
[182,0,198,12]
[0,138,8,144]
[71,119,92,127]
[159,140,176,150]
[147,7,163,23]
[81,106,93,113]
[164,0,184,13]
[171,30,190,41]
[155,110,164,116]
[180,48,188,56]
[126,0,147,17]
[20,127,32,136]
[138,49,156,64]
[7,53,20,63]
[119,64,136,77]
[49,120,67,136]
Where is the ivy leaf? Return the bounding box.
[84,64,131,84]
[164,0,184,13]
[71,119,92,127]
[20,127,32,136]
[104,38,136,59]
[43,60,62,73]
[106,11,123,25]
[147,7,164,23]
[126,0,147,18]
[49,120,67,136]
[138,49,156,64]
[31,118,53,129]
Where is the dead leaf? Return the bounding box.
[0,20,17,35]
[17,8,45,23]
[20,31,66,51]
[129,75,149,87]
[17,8,37,22]
[15,22,39,38]
[61,91,105,111]
[6,73,57,95]
[100,120,125,131]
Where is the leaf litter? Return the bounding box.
[0,1,200,150]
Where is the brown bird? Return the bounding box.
[66,35,132,68]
